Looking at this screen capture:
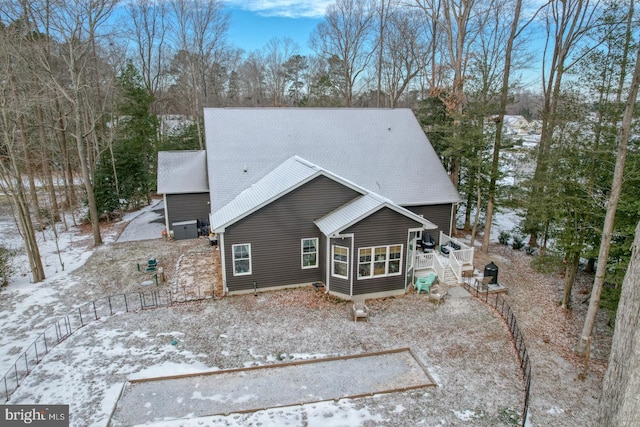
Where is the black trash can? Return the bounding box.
[483,261,499,285]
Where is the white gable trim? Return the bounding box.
[211,156,366,233]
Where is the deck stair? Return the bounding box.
[441,267,459,286]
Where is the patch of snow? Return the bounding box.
[452,409,477,421]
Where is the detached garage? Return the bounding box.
[157,150,210,238]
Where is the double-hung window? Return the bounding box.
[358,245,402,278]
[232,243,252,275]
[301,238,318,268]
[332,245,349,279]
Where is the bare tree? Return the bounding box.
[525,0,601,247]
[236,51,267,106]
[481,0,543,253]
[0,22,45,282]
[596,220,640,425]
[127,0,168,97]
[381,7,432,107]
[310,0,376,107]
[576,34,640,357]
[19,0,123,247]
[262,37,300,106]
[169,0,229,148]
[374,0,393,107]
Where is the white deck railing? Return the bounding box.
[415,252,446,282]
[415,251,435,270]
[415,232,475,284]
[440,231,474,267]
[450,252,462,283]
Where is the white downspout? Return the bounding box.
[218,231,227,294]
[163,194,170,232]
[324,235,330,293]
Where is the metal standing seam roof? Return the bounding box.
[157,150,209,194]
[210,156,436,234]
[314,193,437,237]
[203,108,460,212]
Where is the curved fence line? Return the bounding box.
[2,288,212,402]
[461,281,532,427]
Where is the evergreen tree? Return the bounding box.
[94,61,157,217]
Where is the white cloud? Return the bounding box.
[225,0,333,18]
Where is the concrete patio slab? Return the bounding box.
[447,286,472,299]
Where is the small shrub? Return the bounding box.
[498,230,511,245]
[512,235,525,250]
[524,245,537,256]
[0,245,16,288]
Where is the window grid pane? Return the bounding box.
[302,238,318,268]
[333,245,348,278]
[357,245,402,279]
[358,248,372,278]
[232,244,251,275]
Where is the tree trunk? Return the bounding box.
[37,106,61,227]
[596,221,640,425]
[74,100,103,246]
[576,43,640,356]
[482,0,524,253]
[562,250,580,309]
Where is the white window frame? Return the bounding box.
[357,244,403,279]
[232,243,252,276]
[332,245,349,279]
[301,238,319,269]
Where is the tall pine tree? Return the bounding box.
[94,61,157,217]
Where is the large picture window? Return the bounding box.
[232,243,252,276]
[358,245,402,279]
[332,245,349,279]
[301,238,318,268]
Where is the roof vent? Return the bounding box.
[243,163,247,173]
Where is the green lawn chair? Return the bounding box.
[415,273,437,294]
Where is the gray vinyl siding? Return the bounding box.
[223,176,360,292]
[404,204,453,244]
[166,193,211,230]
[345,207,423,295]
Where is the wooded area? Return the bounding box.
[0,0,639,400]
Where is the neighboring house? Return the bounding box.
[157,150,210,239]
[503,115,530,134]
[203,108,463,299]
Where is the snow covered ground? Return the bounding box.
[0,194,608,427]
[0,200,524,426]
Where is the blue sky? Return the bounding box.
[224,0,330,54]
